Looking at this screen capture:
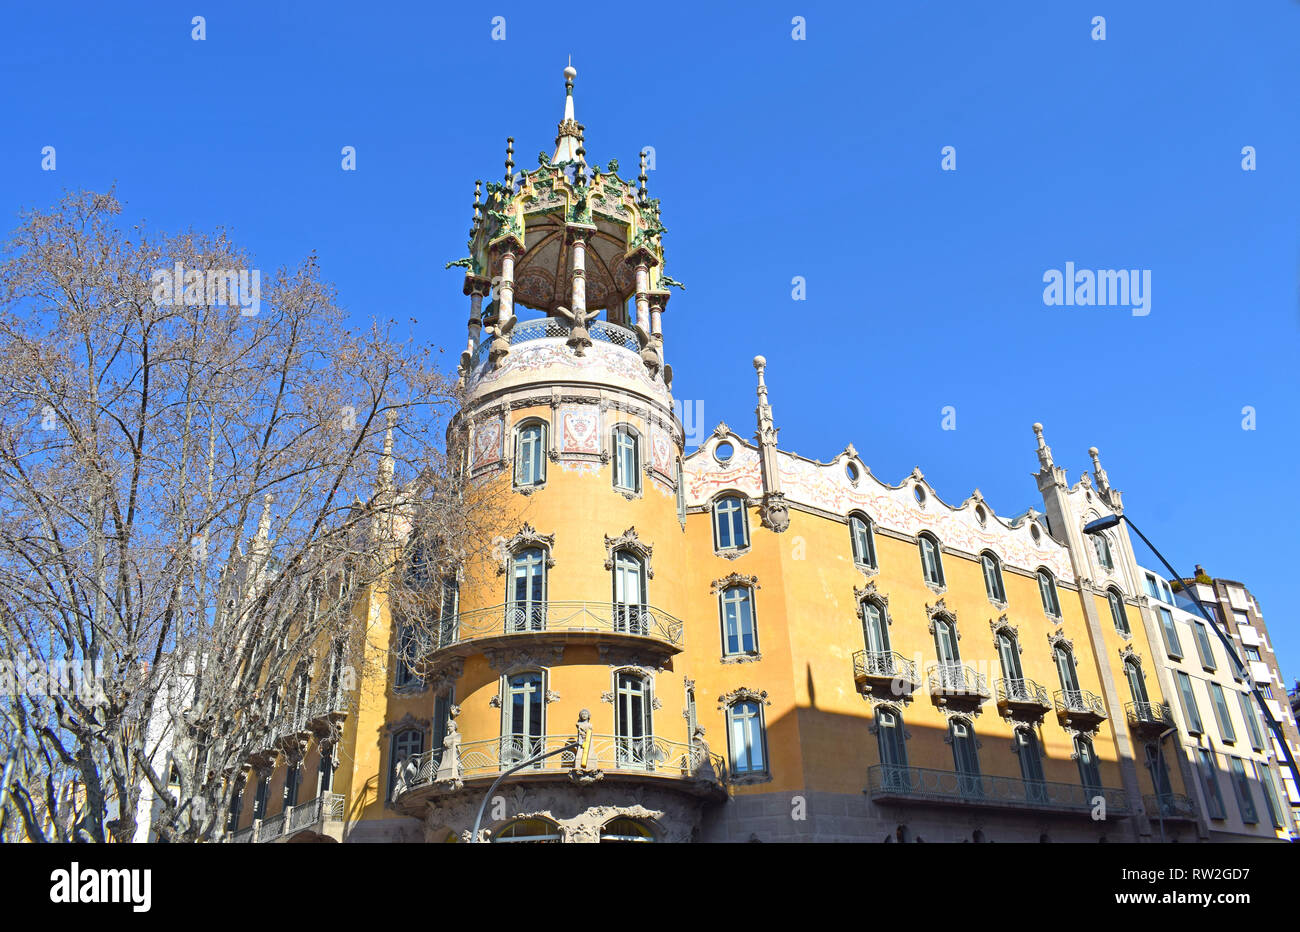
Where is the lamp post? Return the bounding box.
[470,741,579,843]
[1083,514,1300,811]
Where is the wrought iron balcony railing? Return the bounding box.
[1054,688,1108,720]
[1126,701,1173,731]
[395,733,726,798]
[230,824,256,843]
[284,792,345,835]
[258,812,285,842]
[852,650,919,692]
[417,601,685,658]
[1144,792,1198,820]
[470,317,641,369]
[866,764,1131,815]
[927,662,990,699]
[996,677,1051,709]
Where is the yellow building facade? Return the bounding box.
[224,66,1292,844]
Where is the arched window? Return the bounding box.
[849,514,877,569]
[513,420,547,488]
[1037,569,1061,617]
[601,818,655,843]
[949,718,981,797]
[1107,589,1129,636]
[507,547,547,632]
[918,534,944,587]
[614,672,652,769]
[612,425,641,493]
[719,585,758,657]
[1076,736,1102,795]
[389,727,424,800]
[996,630,1024,684]
[612,550,648,635]
[494,817,562,844]
[980,552,1006,603]
[1092,532,1114,571]
[1124,657,1149,705]
[394,621,421,688]
[876,706,909,789]
[712,494,749,551]
[502,671,545,766]
[861,600,890,656]
[1016,728,1047,802]
[932,616,960,664]
[726,700,768,776]
[1054,644,1081,694]
[675,459,686,524]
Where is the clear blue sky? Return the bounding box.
[3,2,1297,678]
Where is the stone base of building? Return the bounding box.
[342,815,425,843]
[416,780,709,842]
[700,791,1149,843]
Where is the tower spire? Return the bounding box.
[553,63,582,164]
[1032,422,1054,469]
[754,356,789,532]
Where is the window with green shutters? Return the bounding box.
[1209,683,1236,744]
[1191,621,1216,671]
[1196,749,1226,819]
[1157,607,1183,659]
[1228,757,1258,824]
[1176,672,1203,735]
[1238,691,1265,751]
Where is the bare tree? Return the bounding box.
[0,189,473,841]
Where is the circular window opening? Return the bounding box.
[913,485,926,504]
[975,505,986,526]
[715,442,734,464]
[846,462,859,482]
[1030,524,1042,543]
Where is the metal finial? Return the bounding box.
[472,179,482,227]
[504,137,514,185]
[638,150,648,203]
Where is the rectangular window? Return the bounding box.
[1257,763,1285,829]
[1238,691,1265,751]
[1209,683,1236,743]
[720,587,757,656]
[1176,672,1203,735]
[728,702,767,775]
[1229,757,1258,824]
[1245,646,1262,662]
[1157,607,1182,659]
[1196,749,1226,819]
[1144,573,1161,600]
[1191,621,1216,670]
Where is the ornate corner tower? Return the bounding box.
[390,66,721,844]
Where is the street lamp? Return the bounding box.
[1083,514,1300,813]
[470,741,579,843]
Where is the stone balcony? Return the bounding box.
[416,601,685,671]
[866,765,1131,817]
[927,662,990,712]
[392,734,726,815]
[995,677,1053,721]
[1126,701,1174,740]
[227,792,345,843]
[1054,688,1108,731]
[852,650,920,700]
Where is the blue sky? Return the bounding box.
[2,2,1297,677]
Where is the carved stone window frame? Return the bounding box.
[710,490,753,560]
[495,523,557,576]
[713,575,761,663]
[988,614,1022,653]
[719,687,772,786]
[604,527,654,579]
[510,416,551,494]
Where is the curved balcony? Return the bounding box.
[417,601,685,669]
[1126,701,1173,739]
[853,650,920,699]
[996,677,1052,720]
[927,662,989,711]
[866,765,1132,817]
[392,733,727,814]
[1144,793,1198,822]
[469,317,641,371]
[1054,688,1108,731]
[224,793,345,843]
